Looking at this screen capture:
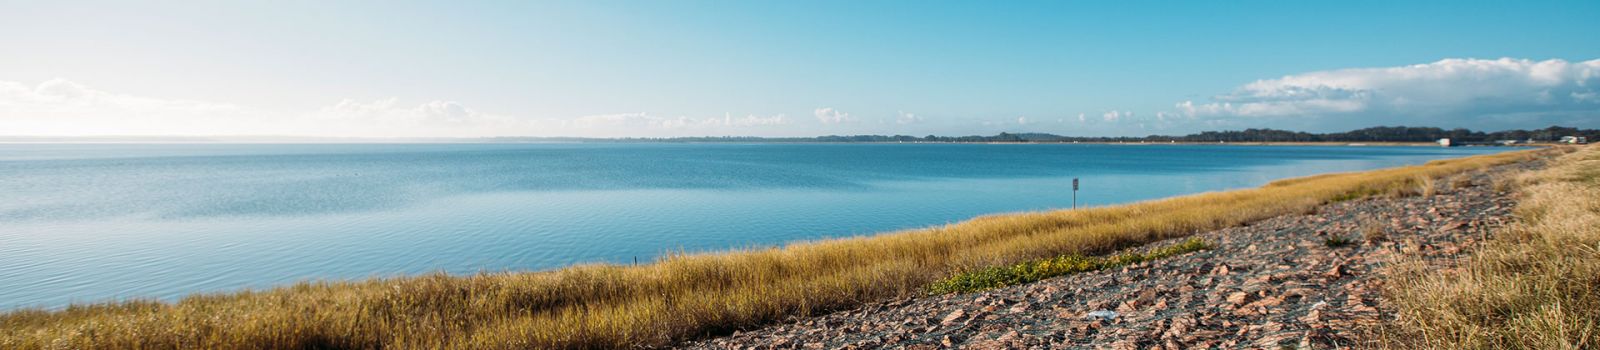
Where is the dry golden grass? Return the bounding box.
[0,148,1549,350]
[1382,145,1598,349]
[1448,173,1477,191]
[1361,218,1390,243]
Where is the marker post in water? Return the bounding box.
[1072,178,1079,209]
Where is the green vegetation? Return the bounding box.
[1323,236,1356,248]
[928,237,1209,294]
[0,148,1550,349]
[1384,145,1599,349]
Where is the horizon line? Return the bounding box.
[0,125,1592,144]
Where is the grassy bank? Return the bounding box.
[1384,145,1597,349]
[0,149,1549,349]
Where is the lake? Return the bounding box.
[0,143,1504,309]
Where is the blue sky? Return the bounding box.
[1,1,1597,137]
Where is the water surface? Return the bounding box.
[0,143,1504,309]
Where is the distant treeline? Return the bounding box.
[1143,126,1597,143]
[488,125,1598,144]
[11,125,1588,144]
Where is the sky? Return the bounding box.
[1,0,1598,138]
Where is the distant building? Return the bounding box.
[1437,138,1452,147]
[1560,136,1588,144]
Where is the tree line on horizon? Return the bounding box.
[513,125,1597,143]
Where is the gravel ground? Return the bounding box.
[681,160,1540,350]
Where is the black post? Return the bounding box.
[1072,178,1079,209]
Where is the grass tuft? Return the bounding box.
[1448,174,1475,190]
[1417,176,1437,197]
[1361,219,1389,243]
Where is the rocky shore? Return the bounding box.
[683,160,1540,349]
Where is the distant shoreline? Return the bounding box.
[0,140,1529,148]
[2,125,1589,146]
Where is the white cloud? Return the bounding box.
[9,79,245,115]
[895,111,922,124]
[726,113,789,127]
[0,78,270,135]
[315,98,516,128]
[1102,110,1130,122]
[813,107,853,124]
[1573,91,1599,103]
[1176,58,1600,129]
[1016,116,1030,125]
[564,112,787,131]
[0,78,532,137]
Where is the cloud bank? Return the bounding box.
[0,79,799,137]
[813,107,853,125]
[0,79,264,135]
[5,58,1596,138]
[1176,58,1600,130]
[562,112,788,131]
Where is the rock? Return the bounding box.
[1162,317,1195,339]
[1323,263,1347,278]
[1439,221,1466,231]
[1252,331,1296,348]
[1300,309,1322,323]
[1244,300,1282,315]
[996,330,1019,342]
[1008,303,1030,313]
[1110,338,1143,350]
[1210,264,1231,276]
[1225,292,1257,306]
[1116,300,1138,314]
[940,309,966,325]
[1087,299,1112,310]
[1247,274,1273,284]
[1085,310,1119,320]
[1054,307,1075,319]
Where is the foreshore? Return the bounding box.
[687,153,1543,349]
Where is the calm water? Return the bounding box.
[0,143,1503,309]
